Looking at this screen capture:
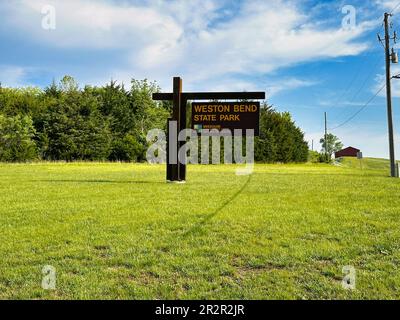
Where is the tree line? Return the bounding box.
[0,76,309,163]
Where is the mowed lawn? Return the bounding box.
[0,160,399,300]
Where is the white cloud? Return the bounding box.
[318,99,380,108]
[137,0,373,86]
[0,66,29,87]
[375,0,400,11]
[265,79,317,97]
[4,0,183,50]
[373,65,400,98]
[0,0,374,91]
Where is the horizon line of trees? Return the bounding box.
[0,76,310,163]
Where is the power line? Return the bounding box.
[390,1,400,15]
[326,14,385,121]
[328,7,396,131]
[329,83,386,131]
[325,55,371,116]
[328,54,382,123]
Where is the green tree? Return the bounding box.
[0,87,43,117]
[59,75,79,93]
[102,81,133,135]
[256,105,308,163]
[108,134,145,162]
[0,114,38,161]
[130,79,169,137]
[255,131,277,163]
[320,133,343,160]
[0,76,310,164]
[308,150,320,163]
[41,77,111,161]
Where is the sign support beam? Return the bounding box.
[153,92,265,101]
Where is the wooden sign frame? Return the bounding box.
[153,77,265,182]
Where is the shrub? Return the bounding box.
[0,114,37,162]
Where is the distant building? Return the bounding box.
[335,147,360,158]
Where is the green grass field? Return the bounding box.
[0,158,399,300]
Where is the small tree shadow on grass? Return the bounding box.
[182,175,252,238]
[38,175,252,239]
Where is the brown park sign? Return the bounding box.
[153,77,265,182]
[192,102,260,136]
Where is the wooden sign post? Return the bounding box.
[153,77,265,183]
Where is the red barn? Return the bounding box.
[335,147,360,158]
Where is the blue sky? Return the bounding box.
[1,0,400,158]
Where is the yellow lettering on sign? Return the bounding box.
[194,104,232,113]
[194,105,203,113]
[196,114,217,121]
[209,105,230,113]
[220,115,240,121]
[233,104,258,113]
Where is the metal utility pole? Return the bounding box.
[325,112,328,161]
[383,13,397,177]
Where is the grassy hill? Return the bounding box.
[337,157,395,171]
[0,162,399,299]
